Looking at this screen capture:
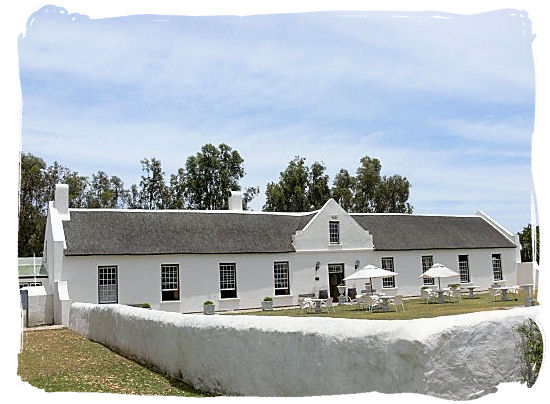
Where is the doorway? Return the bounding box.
[328,263,345,302]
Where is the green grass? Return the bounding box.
[18,328,214,396]
[226,291,535,320]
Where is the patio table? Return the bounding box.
[377,295,395,312]
[305,298,326,314]
[464,286,480,299]
[435,288,450,304]
[493,286,516,301]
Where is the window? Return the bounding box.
[492,254,503,281]
[381,257,396,288]
[220,263,237,298]
[161,264,180,301]
[19,282,42,289]
[422,256,434,285]
[329,221,340,244]
[274,261,290,295]
[98,266,118,304]
[458,255,470,283]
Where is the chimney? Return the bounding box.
[228,191,243,211]
[53,184,69,215]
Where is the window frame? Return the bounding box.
[381,257,396,288]
[421,255,435,285]
[98,265,118,304]
[458,255,470,283]
[219,263,237,299]
[273,261,290,296]
[329,221,340,244]
[161,264,180,302]
[492,254,503,281]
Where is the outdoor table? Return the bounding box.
[377,295,395,312]
[435,288,450,304]
[464,286,480,299]
[493,286,512,301]
[306,298,326,314]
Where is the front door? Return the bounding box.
[328,264,345,302]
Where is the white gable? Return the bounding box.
[292,199,374,251]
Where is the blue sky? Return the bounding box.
[18,6,535,232]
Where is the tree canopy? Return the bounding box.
[518,224,540,264]
[18,144,258,256]
[264,155,413,213]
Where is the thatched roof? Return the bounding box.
[351,214,516,250]
[63,210,315,256]
[62,209,516,256]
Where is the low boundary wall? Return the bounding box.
[69,303,538,399]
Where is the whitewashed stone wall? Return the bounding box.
[69,303,537,399]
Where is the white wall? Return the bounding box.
[69,303,537,399]
[62,246,516,315]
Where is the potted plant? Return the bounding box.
[141,302,151,309]
[337,283,347,296]
[448,284,460,290]
[261,296,273,311]
[203,300,215,315]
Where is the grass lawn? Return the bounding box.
[18,328,214,396]
[227,291,536,320]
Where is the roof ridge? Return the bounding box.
[68,208,318,217]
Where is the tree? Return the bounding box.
[353,156,382,213]
[183,143,248,210]
[518,224,540,264]
[264,156,310,212]
[308,161,331,210]
[331,168,355,212]
[44,161,88,208]
[243,186,260,210]
[138,158,169,209]
[18,153,47,257]
[85,171,127,208]
[374,174,413,213]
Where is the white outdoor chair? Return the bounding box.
[299,297,313,313]
[353,294,365,310]
[365,295,380,312]
[489,287,501,302]
[449,289,462,303]
[390,295,405,312]
[420,288,434,304]
[322,297,335,314]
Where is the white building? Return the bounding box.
[44,184,521,325]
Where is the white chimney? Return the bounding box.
[229,191,243,211]
[53,184,69,215]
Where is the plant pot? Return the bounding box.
[203,304,215,315]
[261,300,273,311]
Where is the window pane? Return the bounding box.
[492,254,503,281]
[329,221,340,244]
[422,256,434,285]
[274,261,290,295]
[161,265,179,301]
[98,266,118,303]
[459,255,470,283]
[220,263,237,298]
[381,257,395,288]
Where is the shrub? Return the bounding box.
[203,300,214,306]
[141,303,151,308]
[263,296,273,302]
[517,318,543,387]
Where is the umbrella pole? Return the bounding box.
[438,277,441,291]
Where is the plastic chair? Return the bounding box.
[421,288,434,304]
[299,297,313,313]
[450,289,462,303]
[390,295,405,311]
[365,295,380,312]
[489,287,501,302]
[321,297,335,314]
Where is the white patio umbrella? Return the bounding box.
[344,264,398,288]
[419,263,459,291]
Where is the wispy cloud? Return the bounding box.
[18,6,535,231]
